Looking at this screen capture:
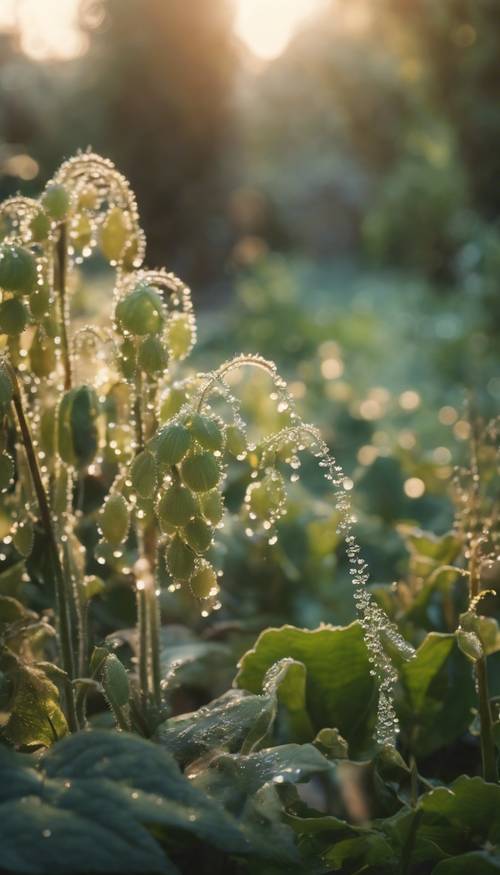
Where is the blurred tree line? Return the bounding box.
[0,0,499,308]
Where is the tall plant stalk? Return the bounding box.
[469,540,498,783]
[55,223,72,391]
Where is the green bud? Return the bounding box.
[200,489,224,525]
[99,206,130,262]
[103,654,129,707]
[157,422,191,466]
[157,483,197,528]
[159,386,187,422]
[100,493,130,546]
[166,312,194,360]
[29,284,51,320]
[131,450,157,499]
[0,452,14,492]
[30,329,56,378]
[0,362,13,405]
[181,451,220,493]
[138,334,167,376]
[184,517,213,554]
[115,285,164,336]
[0,244,37,295]
[42,184,71,221]
[13,519,34,558]
[166,534,196,580]
[30,209,51,243]
[190,561,218,600]
[189,414,223,452]
[225,424,247,458]
[0,298,29,335]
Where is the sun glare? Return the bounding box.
[234,0,327,60]
[0,0,86,60]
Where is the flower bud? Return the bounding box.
[188,414,223,452]
[166,312,194,360]
[181,452,220,493]
[115,285,164,336]
[130,450,157,499]
[166,534,196,580]
[138,334,167,376]
[184,517,213,554]
[157,422,191,466]
[100,493,130,546]
[42,184,71,221]
[190,560,218,600]
[0,244,37,295]
[157,483,197,527]
[0,298,29,335]
[99,206,130,262]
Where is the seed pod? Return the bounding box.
[13,519,34,558]
[0,363,13,405]
[157,483,197,527]
[138,334,167,376]
[100,493,129,546]
[157,422,191,466]
[0,452,14,492]
[166,312,194,360]
[225,424,247,458]
[200,489,224,525]
[159,385,187,422]
[103,654,129,707]
[29,329,56,378]
[71,214,92,251]
[29,285,51,320]
[181,451,220,493]
[0,244,37,295]
[190,561,218,600]
[189,414,223,452]
[166,534,196,580]
[184,517,213,554]
[77,185,99,210]
[42,184,71,221]
[58,386,99,467]
[0,298,29,335]
[131,450,157,499]
[115,285,164,336]
[99,206,130,262]
[30,210,51,243]
[117,337,137,381]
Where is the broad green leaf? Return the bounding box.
[433,852,500,873]
[397,633,476,756]
[235,622,377,755]
[263,658,315,743]
[323,833,396,871]
[0,650,67,748]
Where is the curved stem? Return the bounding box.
[56,223,72,391]
[10,371,78,731]
[196,354,278,412]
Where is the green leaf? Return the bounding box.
[0,649,67,748]
[235,622,377,755]
[433,852,500,873]
[263,658,315,743]
[397,633,476,756]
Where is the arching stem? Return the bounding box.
[55,223,73,391]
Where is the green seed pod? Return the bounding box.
[190,561,218,600]
[71,214,92,251]
[138,334,167,376]
[77,185,99,210]
[157,483,197,528]
[13,519,34,558]
[0,244,37,295]
[189,414,223,452]
[0,298,29,335]
[225,424,247,458]
[157,422,191,466]
[115,285,164,336]
[99,206,130,262]
[166,312,194,360]
[131,450,157,499]
[166,534,196,580]
[29,329,56,378]
[159,385,187,422]
[0,452,14,492]
[184,517,213,554]
[100,493,129,546]
[117,337,137,381]
[0,362,13,405]
[181,452,220,493]
[200,489,224,525]
[42,184,71,221]
[30,209,51,243]
[29,284,51,320]
[58,385,99,467]
[103,654,129,707]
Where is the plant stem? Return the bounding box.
[56,223,72,391]
[147,580,162,707]
[469,540,498,782]
[134,370,144,452]
[10,372,78,731]
[136,583,150,704]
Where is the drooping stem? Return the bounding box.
[469,541,498,782]
[10,371,78,731]
[55,223,72,391]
